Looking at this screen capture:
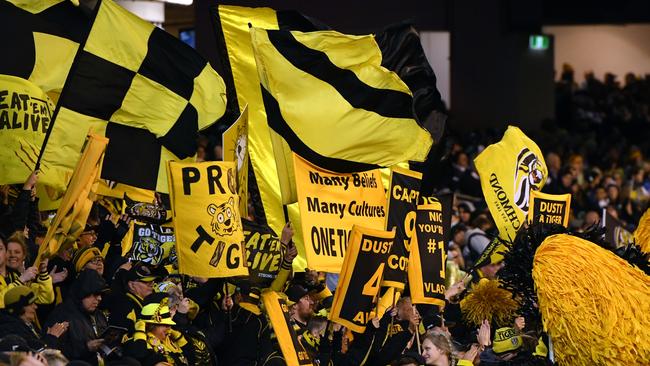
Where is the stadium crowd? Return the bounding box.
[0,68,648,366]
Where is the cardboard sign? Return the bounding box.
[527,191,571,227]
[243,219,282,286]
[330,225,395,333]
[409,204,446,306]
[383,167,422,289]
[293,154,387,272]
[262,291,313,366]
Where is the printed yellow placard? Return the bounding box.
[527,190,571,227]
[293,154,387,272]
[474,126,547,240]
[330,225,394,333]
[261,290,313,366]
[167,161,248,278]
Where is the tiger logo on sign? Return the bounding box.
[513,148,545,213]
[207,197,240,236]
[131,237,164,264]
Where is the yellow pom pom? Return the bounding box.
[534,234,650,365]
[460,278,519,328]
[634,208,650,253]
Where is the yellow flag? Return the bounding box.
[330,225,395,333]
[215,5,323,272]
[474,126,547,240]
[261,290,313,366]
[39,134,108,259]
[293,154,387,272]
[222,105,249,219]
[167,161,248,278]
[527,191,571,227]
[0,75,56,184]
[250,27,432,205]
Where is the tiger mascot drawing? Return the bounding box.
[513,147,546,213]
[206,197,241,268]
[207,196,240,236]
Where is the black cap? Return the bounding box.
[285,284,309,304]
[0,335,32,352]
[126,262,157,283]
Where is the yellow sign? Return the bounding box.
[222,105,249,219]
[261,290,313,366]
[330,225,395,333]
[527,191,571,227]
[474,126,547,240]
[167,161,248,278]
[293,154,387,272]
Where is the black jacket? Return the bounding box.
[44,270,109,366]
[0,311,58,350]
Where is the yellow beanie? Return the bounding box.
[73,246,103,272]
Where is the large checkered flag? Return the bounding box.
[38,0,227,192]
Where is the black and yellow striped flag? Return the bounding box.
[0,0,88,100]
[213,5,327,270]
[251,28,433,203]
[40,0,227,193]
[0,0,89,190]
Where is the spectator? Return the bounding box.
[0,286,67,351]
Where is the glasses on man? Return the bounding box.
[88,257,104,265]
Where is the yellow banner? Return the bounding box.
[330,225,395,333]
[39,134,108,259]
[527,191,571,227]
[0,74,56,184]
[167,161,248,278]
[261,290,313,366]
[474,126,547,240]
[293,154,387,272]
[222,105,249,219]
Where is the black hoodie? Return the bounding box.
[0,310,58,350]
[44,269,109,366]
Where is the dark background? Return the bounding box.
[181,0,650,131]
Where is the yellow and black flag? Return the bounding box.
[251,28,433,203]
[0,0,88,100]
[40,0,227,192]
[0,0,89,190]
[474,126,547,241]
[212,5,328,244]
